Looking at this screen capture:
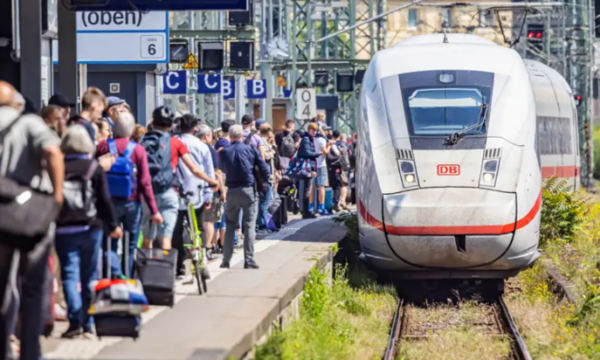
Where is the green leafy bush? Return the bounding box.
[540,177,589,246]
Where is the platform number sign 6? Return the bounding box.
[295,88,317,120]
[141,35,164,59]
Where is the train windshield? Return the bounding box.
[407,88,485,135]
[397,70,494,137]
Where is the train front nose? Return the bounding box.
[382,188,517,268]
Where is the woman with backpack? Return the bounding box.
[55,125,123,339]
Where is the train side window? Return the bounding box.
[537,116,572,155]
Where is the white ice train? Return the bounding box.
[357,33,580,280]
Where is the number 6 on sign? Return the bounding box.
[141,35,164,59]
[295,88,317,120]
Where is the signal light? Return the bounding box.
[575,95,582,106]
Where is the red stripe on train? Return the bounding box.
[541,165,579,178]
[357,192,542,236]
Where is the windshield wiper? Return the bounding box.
[444,103,488,146]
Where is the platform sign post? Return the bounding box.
[296,88,317,120]
[52,11,168,64]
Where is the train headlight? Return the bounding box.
[482,172,495,182]
[480,159,499,187]
[399,160,419,188]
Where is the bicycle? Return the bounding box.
[179,186,211,295]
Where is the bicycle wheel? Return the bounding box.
[193,259,203,295]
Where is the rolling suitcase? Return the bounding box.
[324,188,333,213]
[134,248,177,307]
[92,233,145,339]
[268,196,283,230]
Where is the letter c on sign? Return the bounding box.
[166,72,179,89]
[205,75,218,89]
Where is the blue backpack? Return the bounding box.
[106,140,138,198]
[140,130,173,194]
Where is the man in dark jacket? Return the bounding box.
[296,122,321,218]
[219,125,270,269]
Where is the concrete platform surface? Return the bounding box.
[42,214,347,360]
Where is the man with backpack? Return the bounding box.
[140,107,218,251]
[275,120,297,157]
[0,81,64,360]
[96,112,163,278]
[55,125,123,339]
[241,115,265,160]
[68,87,107,143]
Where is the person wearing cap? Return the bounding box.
[241,115,265,160]
[49,93,76,119]
[103,96,127,136]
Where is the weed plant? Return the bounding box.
[254,264,397,360]
[505,177,600,359]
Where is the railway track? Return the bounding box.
[383,297,532,360]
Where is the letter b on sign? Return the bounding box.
[247,80,266,99]
[437,164,460,176]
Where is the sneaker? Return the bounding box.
[302,213,317,219]
[333,204,340,213]
[256,229,270,236]
[82,329,95,339]
[61,326,83,339]
[244,260,259,269]
[220,261,230,269]
[308,203,314,213]
[206,252,219,261]
[54,303,67,321]
[176,274,185,281]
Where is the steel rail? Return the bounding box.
[497,297,532,360]
[383,299,404,360]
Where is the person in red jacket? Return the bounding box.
[96,112,163,278]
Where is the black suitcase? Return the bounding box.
[278,194,289,225]
[268,197,283,229]
[95,314,141,338]
[95,232,142,339]
[134,248,177,307]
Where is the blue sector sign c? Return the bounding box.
[163,71,186,94]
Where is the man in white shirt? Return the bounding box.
[309,124,332,215]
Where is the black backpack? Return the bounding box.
[280,133,296,158]
[140,130,173,194]
[57,160,98,225]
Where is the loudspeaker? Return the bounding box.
[169,40,189,63]
[229,42,254,71]
[337,73,354,92]
[228,2,253,26]
[355,69,366,85]
[314,71,329,87]
[197,42,224,71]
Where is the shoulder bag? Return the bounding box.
[0,114,60,248]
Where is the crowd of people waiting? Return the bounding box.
[0,81,357,360]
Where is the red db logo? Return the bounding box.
[437,164,460,176]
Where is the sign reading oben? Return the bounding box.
[52,11,168,64]
[295,88,317,120]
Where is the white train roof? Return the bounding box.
[371,33,522,79]
[394,33,497,47]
